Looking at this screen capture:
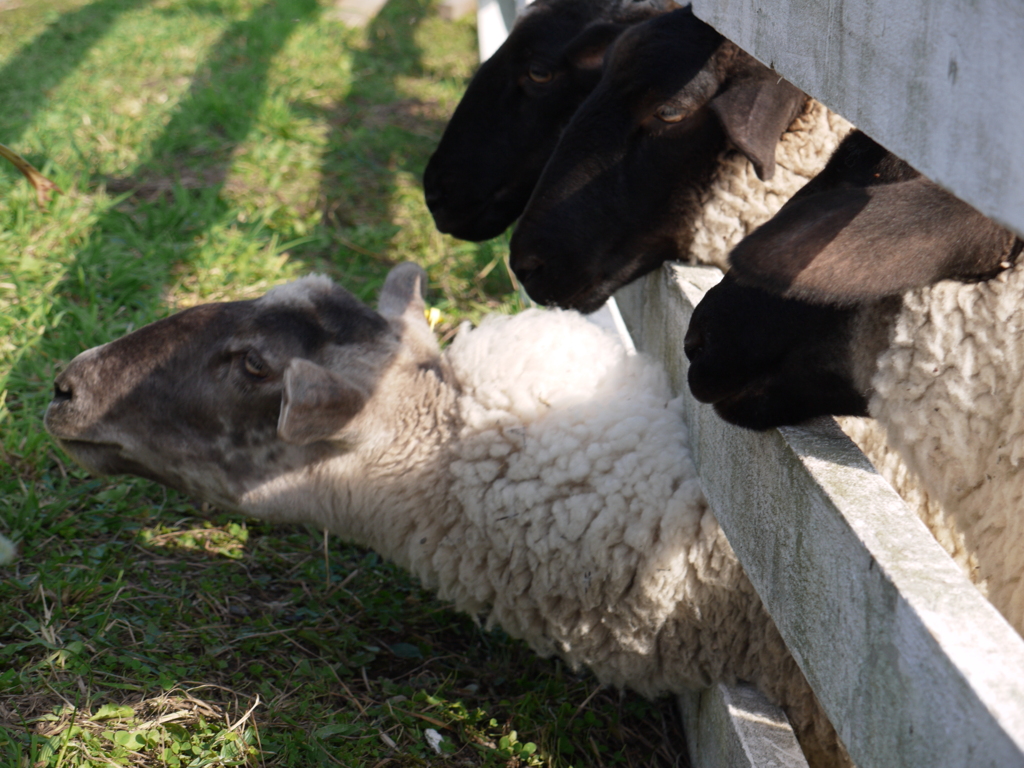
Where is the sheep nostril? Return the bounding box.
[683,328,704,361]
[424,187,443,209]
[53,379,73,404]
[512,253,545,286]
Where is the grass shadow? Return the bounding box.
[72,0,322,308]
[3,0,322,458]
[0,0,152,157]
[103,0,320,197]
[294,0,516,313]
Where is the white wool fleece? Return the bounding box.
[837,416,977,579]
[423,310,840,766]
[680,94,1005,640]
[689,99,854,271]
[437,309,753,690]
[867,260,1024,635]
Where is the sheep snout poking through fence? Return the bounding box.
[507,7,851,314]
[46,263,849,768]
[685,129,1024,638]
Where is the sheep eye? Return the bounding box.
[243,350,270,379]
[528,65,553,84]
[655,103,688,123]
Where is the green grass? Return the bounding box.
[0,1,686,765]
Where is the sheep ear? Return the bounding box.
[379,262,428,319]
[729,177,1022,305]
[565,22,626,70]
[378,262,441,362]
[278,358,368,445]
[709,69,805,181]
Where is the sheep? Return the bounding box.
[508,7,853,314]
[423,0,678,242]
[45,263,849,767]
[685,130,1024,635]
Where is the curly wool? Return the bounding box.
[431,310,772,692]
[398,309,843,767]
[680,96,981,617]
[836,416,978,580]
[689,99,854,271]
[865,259,1024,634]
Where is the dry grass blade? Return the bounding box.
[0,142,62,205]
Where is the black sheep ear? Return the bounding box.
[564,22,626,70]
[729,176,1022,305]
[709,68,806,181]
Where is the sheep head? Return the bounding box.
[508,7,805,313]
[45,264,444,518]
[684,131,1023,430]
[423,0,674,242]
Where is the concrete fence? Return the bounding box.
[691,0,1024,240]
[617,265,1024,768]
[474,2,1024,766]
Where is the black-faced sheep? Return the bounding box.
[507,7,852,313]
[685,130,1024,636]
[423,0,677,242]
[45,264,846,767]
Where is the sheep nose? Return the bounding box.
[423,186,444,210]
[683,325,704,361]
[53,376,73,405]
[421,162,449,210]
[511,252,545,287]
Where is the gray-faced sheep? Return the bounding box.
[423,0,677,242]
[685,130,1024,636]
[45,264,846,767]
[508,7,852,313]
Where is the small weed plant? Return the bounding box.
[0,1,687,765]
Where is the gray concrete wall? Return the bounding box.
[690,0,1024,238]
[679,685,809,768]
[477,0,527,60]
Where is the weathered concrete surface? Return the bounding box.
[326,0,389,27]
[437,0,476,20]
[477,0,526,61]
[616,264,1024,768]
[689,0,1024,239]
[679,685,810,768]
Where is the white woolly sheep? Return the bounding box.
[686,130,1024,635]
[45,263,846,767]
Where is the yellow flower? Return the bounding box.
[426,307,443,331]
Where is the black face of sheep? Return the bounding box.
[684,131,1024,430]
[684,273,868,430]
[422,0,650,242]
[508,7,806,313]
[43,267,435,508]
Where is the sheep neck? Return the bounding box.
[687,99,855,271]
[868,259,1024,634]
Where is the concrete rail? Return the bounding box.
[616,265,1024,768]
[690,0,1024,239]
